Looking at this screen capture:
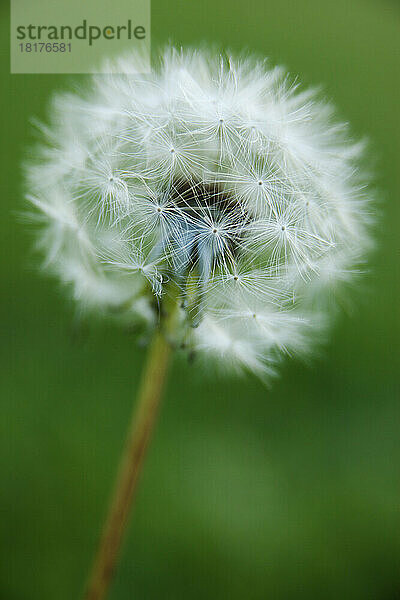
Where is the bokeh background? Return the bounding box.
[1,0,400,598]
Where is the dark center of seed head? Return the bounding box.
[168,179,251,267]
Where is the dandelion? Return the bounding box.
[26,47,374,600]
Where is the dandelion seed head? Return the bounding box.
[26,47,374,379]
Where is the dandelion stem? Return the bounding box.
[83,328,171,600]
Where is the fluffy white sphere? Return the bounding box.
[26,47,374,378]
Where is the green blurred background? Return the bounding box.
[1,0,400,598]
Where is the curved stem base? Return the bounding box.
[84,330,171,600]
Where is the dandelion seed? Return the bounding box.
[26,46,374,377]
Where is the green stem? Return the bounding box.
[83,327,172,600]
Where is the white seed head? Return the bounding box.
[26,47,374,378]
